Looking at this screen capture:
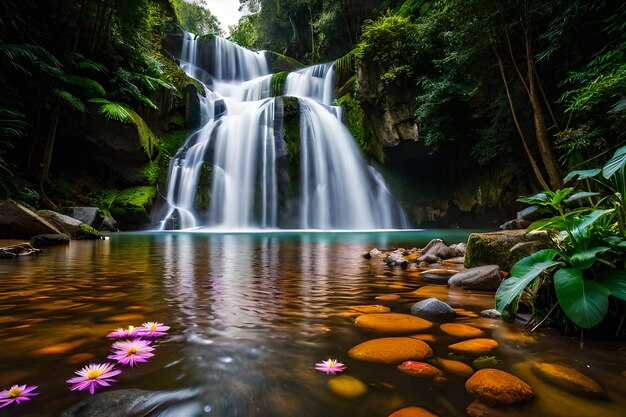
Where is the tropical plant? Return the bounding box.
[496,145,626,334]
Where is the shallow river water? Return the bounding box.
[0,231,624,417]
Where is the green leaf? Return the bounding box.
[527,216,567,232]
[597,270,626,301]
[563,192,600,204]
[564,169,601,183]
[495,249,561,312]
[568,246,610,269]
[53,89,85,112]
[59,74,106,96]
[517,192,552,205]
[602,145,626,179]
[553,268,610,328]
[139,95,158,110]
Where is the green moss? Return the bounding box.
[464,231,552,271]
[281,97,300,197]
[108,186,157,229]
[473,356,503,370]
[194,162,212,210]
[271,71,288,97]
[335,94,383,163]
[76,223,102,240]
[268,52,304,73]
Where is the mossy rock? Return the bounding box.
[76,223,101,240]
[109,186,156,230]
[268,51,304,73]
[464,230,551,272]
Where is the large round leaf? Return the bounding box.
[597,270,626,301]
[553,268,610,328]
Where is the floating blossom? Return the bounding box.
[106,325,137,339]
[0,385,38,408]
[136,322,170,338]
[108,339,154,367]
[315,359,347,374]
[67,363,122,395]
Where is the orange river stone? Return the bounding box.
[465,368,535,404]
[434,358,474,377]
[355,313,433,333]
[448,338,499,354]
[348,337,433,363]
[440,323,484,338]
[531,362,605,397]
[397,361,441,378]
[350,305,391,314]
[388,406,439,417]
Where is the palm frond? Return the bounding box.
[59,74,106,96]
[66,52,107,73]
[0,107,29,138]
[139,95,158,110]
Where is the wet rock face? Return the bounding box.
[355,313,433,333]
[410,298,455,322]
[465,368,535,405]
[531,362,605,398]
[348,337,433,363]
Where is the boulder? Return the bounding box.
[39,210,83,236]
[448,265,502,290]
[417,239,456,263]
[70,207,101,226]
[410,298,455,321]
[465,368,535,405]
[0,200,63,239]
[32,233,71,247]
[480,309,502,319]
[531,362,605,398]
[389,406,438,417]
[464,230,551,271]
[108,186,156,230]
[450,242,466,257]
[348,337,433,363]
[355,313,433,333]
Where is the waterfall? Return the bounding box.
[160,31,408,230]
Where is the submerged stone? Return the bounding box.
[466,400,511,417]
[434,358,474,377]
[410,298,455,321]
[449,338,499,354]
[448,265,502,290]
[465,368,535,405]
[327,375,368,398]
[376,294,402,301]
[397,361,441,378]
[388,406,439,417]
[350,305,391,314]
[348,337,433,363]
[439,323,484,338]
[531,362,605,398]
[355,313,433,333]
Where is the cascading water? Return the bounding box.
[161,31,408,230]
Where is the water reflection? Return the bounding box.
[0,231,624,417]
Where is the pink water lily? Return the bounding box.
[108,339,154,367]
[315,359,347,374]
[0,384,38,408]
[67,363,121,395]
[136,321,170,338]
[106,325,138,339]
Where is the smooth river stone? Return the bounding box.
[439,323,484,338]
[355,313,433,333]
[375,294,402,301]
[434,358,474,377]
[327,375,368,398]
[449,338,498,354]
[350,305,391,314]
[465,368,535,405]
[388,406,439,417]
[531,362,605,398]
[397,361,441,378]
[348,337,433,363]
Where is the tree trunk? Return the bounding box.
[495,48,550,190]
[525,29,562,189]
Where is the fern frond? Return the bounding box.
[141,75,176,91]
[66,52,107,73]
[139,95,158,110]
[53,89,86,112]
[59,74,106,96]
[128,111,156,159]
[90,98,134,122]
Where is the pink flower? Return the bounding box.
[67,363,122,395]
[108,339,154,367]
[315,359,347,374]
[106,325,138,339]
[0,384,38,408]
[136,322,170,338]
